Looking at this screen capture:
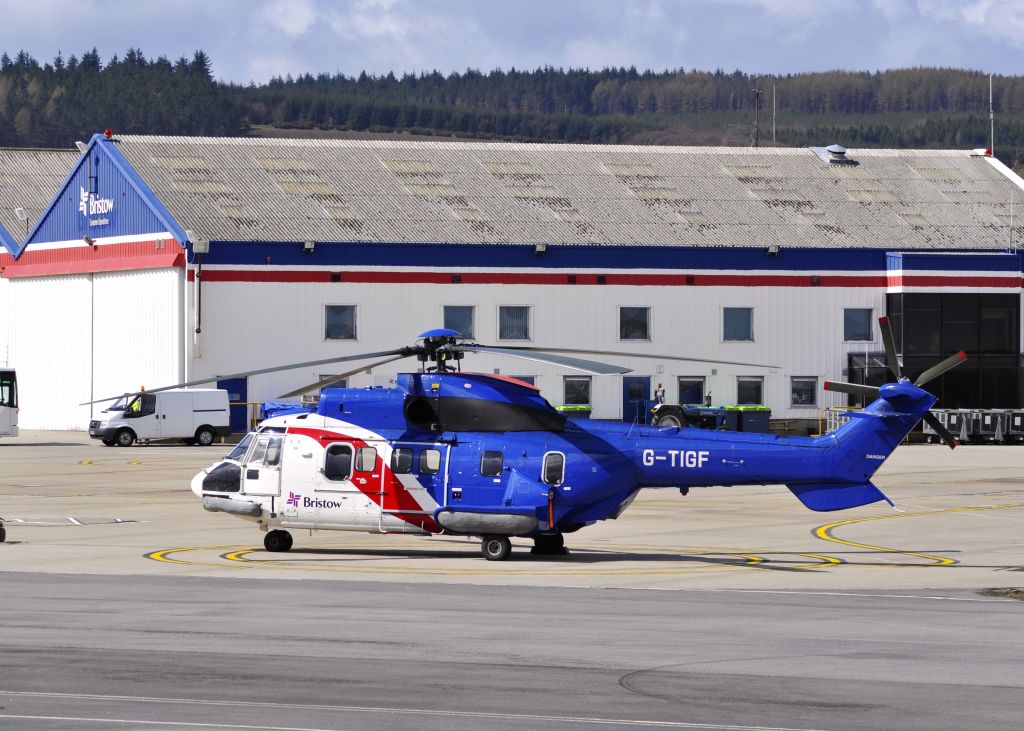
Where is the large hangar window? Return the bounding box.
[791,377,818,407]
[325,305,357,340]
[499,306,531,340]
[737,376,764,405]
[619,307,651,340]
[723,308,753,342]
[444,305,475,338]
[677,377,705,405]
[563,376,592,406]
[844,308,873,341]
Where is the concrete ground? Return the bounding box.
[1,431,1020,590]
[1,431,1022,730]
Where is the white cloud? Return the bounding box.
[260,0,317,39]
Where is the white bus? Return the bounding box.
[0,369,17,437]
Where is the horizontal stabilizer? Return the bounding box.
[787,481,892,512]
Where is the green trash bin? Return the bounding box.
[556,405,592,419]
[736,405,771,433]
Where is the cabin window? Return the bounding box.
[542,452,565,485]
[247,435,283,468]
[355,446,377,472]
[723,307,753,341]
[419,448,441,475]
[619,306,650,340]
[844,308,873,341]
[324,443,353,481]
[443,305,475,338]
[391,448,413,474]
[480,450,503,477]
[324,304,357,340]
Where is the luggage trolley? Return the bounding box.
[922,409,947,444]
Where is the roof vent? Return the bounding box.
[811,145,858,166]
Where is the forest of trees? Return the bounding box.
[2,48,1023,167]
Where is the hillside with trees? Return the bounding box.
[2,48,1022,168]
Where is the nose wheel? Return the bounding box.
[264,529,293,552]
[481,535,512,561]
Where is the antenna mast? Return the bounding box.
[990,73,995,157]
[752,87,763,147]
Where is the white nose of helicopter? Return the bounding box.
[190,469,208,497]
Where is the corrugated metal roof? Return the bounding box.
[107,137,1024,248]
[0,148,79,243]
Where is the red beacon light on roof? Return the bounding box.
[104,128,113,140]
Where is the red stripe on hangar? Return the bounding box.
[192,269,903,287]
[287,426,441,533]
[3,239,184,278]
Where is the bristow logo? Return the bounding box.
[286,491,301,507]
[78,187,114,218]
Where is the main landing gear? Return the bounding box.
[264,529,293,552]
[480,533,569,561]
[531,533,569,556]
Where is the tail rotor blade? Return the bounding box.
[914,351,967,388]
[878,316,902,381]
[922,411,959,450]
[824,380,880,399]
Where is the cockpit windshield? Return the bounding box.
[226,432,254,461]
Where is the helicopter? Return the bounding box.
[116,319,965,561]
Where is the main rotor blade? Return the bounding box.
[878,315,902,380]
[81,348,409,405]
[823,380,881,398]
[922,411,959,450]
[468,344,779,370]
[914,351,967,388]
[277,355,408,398]
[457,345,631,375]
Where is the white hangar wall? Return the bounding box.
[9,269,182,430]
[190,280,883,420]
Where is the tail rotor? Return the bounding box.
[823,316,967,449]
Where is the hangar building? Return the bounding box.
[1,134,1022,431]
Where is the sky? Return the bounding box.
[2,0,1023,83]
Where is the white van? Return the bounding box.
[89,389,231,447]
[0,368,17,438]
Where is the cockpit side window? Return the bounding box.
[542,452,565,485]
[247,435,283,469]
[324,443,353,481]
[226,432,254,461]
[480,450,503,477]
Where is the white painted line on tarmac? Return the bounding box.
[578,586,1013,602]
[0,691,831,730]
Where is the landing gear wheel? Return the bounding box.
[115,429,135,447]
[531,533,569,556]
[195,427,216,446]
[101,439,116,446]
[0,526,6,542]
[264,529,293,552]
[481,535,512,561]
[655,414,683,428]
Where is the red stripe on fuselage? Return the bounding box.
[287,426,440,533]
